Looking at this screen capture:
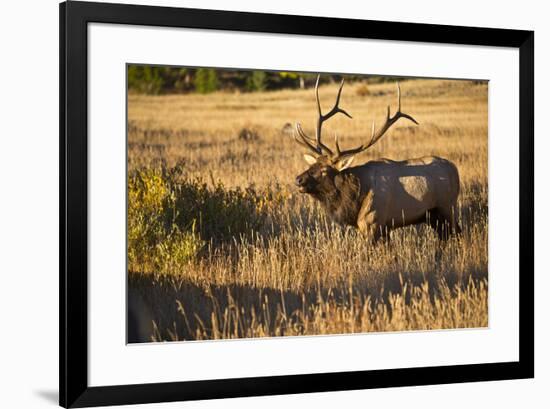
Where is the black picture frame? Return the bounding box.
[60,1,534,407]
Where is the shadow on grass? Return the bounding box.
[128,266,487,343]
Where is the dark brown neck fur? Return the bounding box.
[311,172,362,227]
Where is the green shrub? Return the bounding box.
[127,166,268,273]
[245,71,267,92]
[127,66,165,95]
[194,68,218,94]
[128,66,192,95]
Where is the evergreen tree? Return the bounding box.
[194,68,219,94]
[245,71,267,92]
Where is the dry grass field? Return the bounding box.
[127,77,488,342]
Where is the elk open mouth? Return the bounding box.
[295,182,310,193]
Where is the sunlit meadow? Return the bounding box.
[127,75,488,342]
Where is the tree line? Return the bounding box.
[127,65,397,95]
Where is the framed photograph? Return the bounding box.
[60,1,534,407]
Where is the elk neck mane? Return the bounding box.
[313,170,363,228]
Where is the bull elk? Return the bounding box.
[293,75,461,242]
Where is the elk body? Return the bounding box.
[294,76,461,241]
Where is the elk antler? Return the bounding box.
[334,82,419,160]
[294,77,418,163]
[294,75,352,157]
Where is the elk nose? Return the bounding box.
[295,175,304,186]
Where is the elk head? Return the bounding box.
[294,75,418,196]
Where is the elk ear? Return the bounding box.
[303,154,318,165]
[335,155,355,171]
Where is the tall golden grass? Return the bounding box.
[127,77,488,342]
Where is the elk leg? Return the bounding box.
[452,207,462,236]
[440,205,463,237]
[357,221,383,244]
[377,225,392,243]
[427,209,450,241]
[357,192,387,245]
[430,207,461,240]
[452,220,462,236]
